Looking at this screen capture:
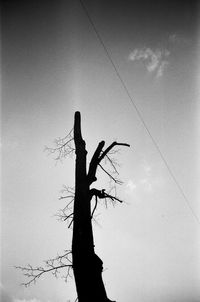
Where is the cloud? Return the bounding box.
[128,47,170,77]
[125,161,165,197]
[126,176,153,195]
[169,33,188,45]
[139,162,154,192]
[13,299,42,302]
[156,60,169,78]
[126,179,137,192]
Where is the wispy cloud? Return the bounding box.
[128,47,170,78]
[126,176,154,195]
[169,33,188,45]
[126,179,137,192]
[156,60,169,78]
[126,162,153,195]
[125,160,165,197]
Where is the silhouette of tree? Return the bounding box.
[16,111,130,302]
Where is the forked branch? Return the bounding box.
[87,141,130,185]
[99,142,130,162]
[15,250,72,287]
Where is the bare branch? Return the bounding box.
[64,212,74,221]
[56,210,74,223]
[87,141,130,185]
[103,192,123,203]
[55,209,74,229]
[87,141,105,184]
[47,250,72,264]
[90,188,123,204]
[15,251,72,287]
[105,154,120,175]
[55,186,75,227]
[99,142,130,163]
[61,265,73,283]
[68,219,74,229]
[98,163,122,185]
[61,185,75,195]
[59,186,74,208]
[91,195,98,219]
[45,128,75,162]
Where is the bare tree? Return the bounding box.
[16,112,130,302]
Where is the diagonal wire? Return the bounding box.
[79,0,200,225]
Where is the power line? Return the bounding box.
[79,0,200,225]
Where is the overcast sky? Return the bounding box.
[1,1,200,302]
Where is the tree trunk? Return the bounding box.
[72,112,111,302]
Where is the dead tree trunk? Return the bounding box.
[72,112,108,301]
[72,111,129,302]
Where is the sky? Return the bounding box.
[1,0,200,301]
